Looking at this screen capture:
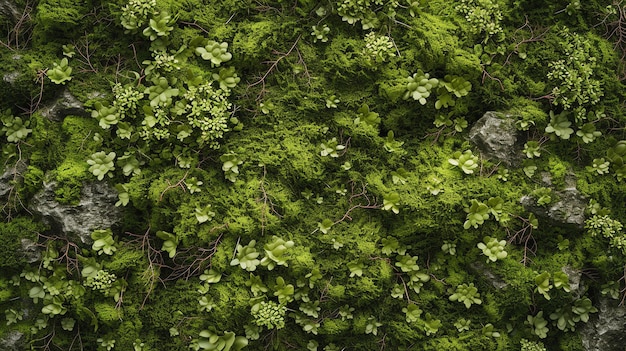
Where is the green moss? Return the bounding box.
[0,218,43,269]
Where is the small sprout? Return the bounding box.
[383,192,401,214]
[523,141,541,158]
[47,58,72,84]
[87,151,116,180]
[448,150,479,174]
[477,236,507,263]
[449,283,482,308]
[545,111,574,139]
[320,137,345,157]
[311,24,330,43]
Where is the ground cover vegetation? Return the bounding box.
[1,0,626,350]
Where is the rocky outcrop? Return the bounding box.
[29,181,122,244]
[520,176,586,229]
[469,111,521,167]
[40,89,89,121]
[581,298,626,351]
[0,331,24,351]
[0,159,27,199]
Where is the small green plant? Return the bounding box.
[156,230,178,258]
[526,311,549,338]
[404,70,438,104]
[347,260,365,277]
[320,137,345,157]
[422,314,441,336]
[87,151,116,180]
[1,112,32,142]
[576,123,601,143]
[481,323,500,338]
[84,269,117,295]
[436,75,472,109]
[534,272,552,300]
[261,236,295,270]
[545,111,574,139]
[587,158,610,175]
[449,283,482,308]
[195,40,233,67]
[362,32,396,63]
[194,330,248,351]
[212,67,241,91]
[97,337,116,351]
[454,318,471,332]
[523,141,541,158]
[311,25,330,43]
[365,316,382,335]
[354,104,380,127]
[230,240,261,271]
[383,192,401,214]
[47,58,73,84]
[477,236,507,262]
[402,303,422,323]
[195,204,216,224]
[520,339,547,351]
[448,150,479,174]
[251,301,286,330]
[220,152,243,182]
[142,11,174,40]
[91,229,117,255]
[383,131,404,153]
[464,199,490,229]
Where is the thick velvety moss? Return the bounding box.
[0,218,43,269]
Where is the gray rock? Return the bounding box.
[470,262,508,289]
[521,187,586,229]
[40,89,89,121]
[0,0,21,22]
[0,330,24,351]
[0,159,27,198]
[581,298,626,351]
[29,181,122,244]
[562,266,584,298]
[20,238,41,263]
[469,111,521,167]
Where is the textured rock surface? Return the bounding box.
[0,159,27,198]
[581,298,626,351]
[29,181,122,244]
[469,111,520,166]
[40,89,89,121]
[0,331,25,351]
[470,262,507,289]
[520,187,586,229]
[0,0,20,21]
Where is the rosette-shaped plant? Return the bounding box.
[87,151,116,180]
[477,236,507,263]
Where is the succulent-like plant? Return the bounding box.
[195,41,233,67]
[230,240,261,271]
[449,283,482,308]
[212,67,240,91]
[404,70,439,104]
[464,199,490,229]
[47,58,72,84]
[477,236,507,262]
[1,113,31,142]
[87,151,116,180]
[448,150,479,174]
[91,229,117,255]
[545,111,574,139]
[261,236,295,270]
[311,24,330,43]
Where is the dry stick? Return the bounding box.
[333,182,381,226]
[503,16,549,66]
[248,35,302,99]
[159,169,190,202]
